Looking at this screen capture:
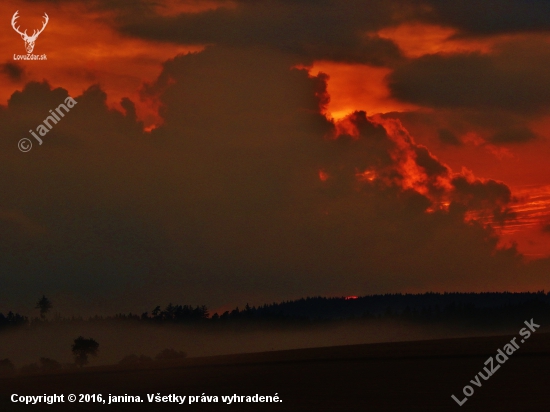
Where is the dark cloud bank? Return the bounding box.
[95,0,550,149]
[117,0,403,66]
[2,44,550,315]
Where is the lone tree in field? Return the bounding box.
[35,295,52,320]
[71,336,99,367]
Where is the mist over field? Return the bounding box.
[3,292,550,370]
[0,319,527,369]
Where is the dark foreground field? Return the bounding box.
[1,331,549,412]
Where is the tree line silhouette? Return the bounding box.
[2,291,550,330]
[0,311,27,329]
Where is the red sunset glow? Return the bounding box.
[3,3,550,409]
[2,0,550,315]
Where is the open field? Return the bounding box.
[1,316,527,368]
[1,331,549,411]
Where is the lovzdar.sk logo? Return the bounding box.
[11,10,48,61]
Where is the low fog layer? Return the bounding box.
[0,320,525,369]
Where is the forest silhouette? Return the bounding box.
[2,291,550,331]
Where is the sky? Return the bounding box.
[1,0,550,315]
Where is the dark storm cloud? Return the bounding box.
[24,0,550,63]
[2,45,548,316]
[414,146,448,177]
[22,0,157,12]
[385,36,550,147]
[1,62,25,82]
[450,176,511,211]
[387,42,550,114]
[28,0,550,38]
[114,0,403,65]
[419,0,550,36]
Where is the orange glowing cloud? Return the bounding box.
[356,169,376,182]
[333,113,444,200]
[307,61,419,120]
[377,23,495,58]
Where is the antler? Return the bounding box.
[29,13,49,40]
[11,11,28,38]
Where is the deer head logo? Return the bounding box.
[11,11,49,54]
